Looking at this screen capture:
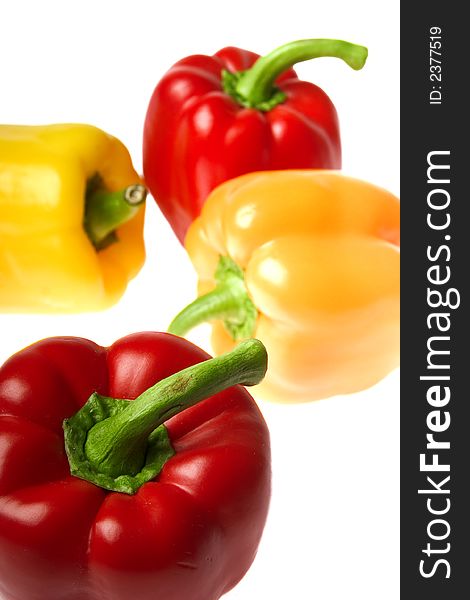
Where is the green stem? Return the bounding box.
[84,181,147,250]
[169,256,258,341]
[64,339,267,494]
[224,38,368,111]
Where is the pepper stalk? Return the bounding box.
[64,339,267,494]
[169,256,257,341]
[84,175,147,250]
[222,38,368,111]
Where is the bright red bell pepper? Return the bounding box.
[143,38,368,243]
[0,334,270,600]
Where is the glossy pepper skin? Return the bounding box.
[0,333,270,600]
[0,124,145,312]
[143,39,368,243]
[169,171,400,402]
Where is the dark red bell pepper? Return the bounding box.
[0,333,270,600]
[143,38,368,243]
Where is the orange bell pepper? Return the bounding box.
[169,170,400,402]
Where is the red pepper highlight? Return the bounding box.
[143,38,367,243]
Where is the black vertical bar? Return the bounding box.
[401,3,468,598]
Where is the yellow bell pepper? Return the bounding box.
[0,124,146,312]
[169,170,400,402]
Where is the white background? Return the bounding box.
[0,1,399,599]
